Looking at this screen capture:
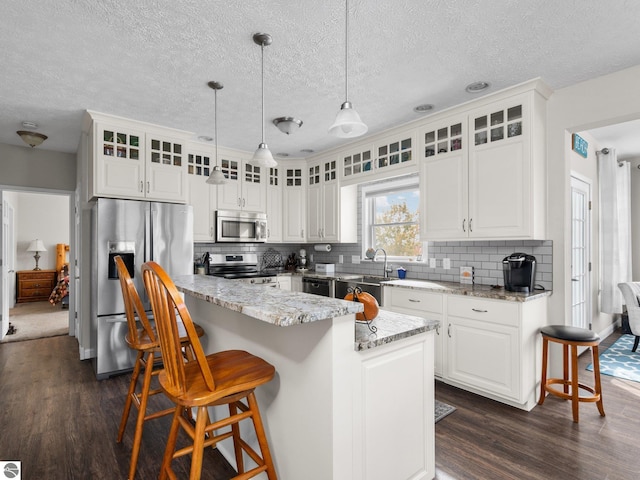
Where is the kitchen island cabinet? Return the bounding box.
[173,275,438,480]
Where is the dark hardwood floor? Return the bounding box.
[1,331,639,479]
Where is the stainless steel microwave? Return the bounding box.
[215,210,268,243]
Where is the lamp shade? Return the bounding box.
[250,143,277,168]
[17,130,47,148]
[27,239,46,252]
[206,165,227,185]
[328,101,368,138]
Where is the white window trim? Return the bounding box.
[361,176,427,263]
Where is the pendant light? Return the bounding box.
[329,0,367,138]
[206,81,227,185]
[249,33,277,168]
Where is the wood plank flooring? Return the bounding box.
[1,331,639,479]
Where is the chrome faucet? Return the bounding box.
[374,248,392,278]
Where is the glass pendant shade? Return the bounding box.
[206,165,227,185]
[251,142,277,168]
[329,101,368,138]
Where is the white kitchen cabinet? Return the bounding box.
[444,295,546,410]
[354,331,435,480]
[420,85,548,240]
[87,112,190,203]
[216,153,266,212]
[276,275,291,291]
[282,163,306,243]
[187,145,217,242]
[290,275,303,292]
[382,286,445,377]
[266,166,283,242]
[341,145,374,181]
[307,158,357,243]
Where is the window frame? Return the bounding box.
[361,176,426,263]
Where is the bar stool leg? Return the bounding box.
[570,344,580,423]
[563,343,570,395]
[538,337,549,405]
[592,345,606,417]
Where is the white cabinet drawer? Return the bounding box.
[386,288,443,314]
[447,296,518,326]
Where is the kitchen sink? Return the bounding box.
[335,277,388,305]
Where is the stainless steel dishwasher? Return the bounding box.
[302,277,334,297]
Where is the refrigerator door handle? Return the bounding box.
[103,314,128,324]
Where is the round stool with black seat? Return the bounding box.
[538,325,605,423]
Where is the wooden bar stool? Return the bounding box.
[538,325,605,423]
[114,256,206,480]
[142,261,277,480]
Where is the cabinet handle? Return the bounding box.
[447,323,451,338]
[408,299,421,303]
[139,181,144,193]
[242,198,246,207]
[469,218,473,232]
[472,308,488,313]
[146,181,150,193]
[301,229,304,238]
[435,324,440,335]
[462,219,466,232]
[210,226,214,238]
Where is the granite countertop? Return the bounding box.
[173,275,438,351]
[355,309,439,351]
[381,279,551,302]
[173,274,363,327]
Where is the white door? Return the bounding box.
[571,175,592,329]
[1,196,16,339]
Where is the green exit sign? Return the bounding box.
[572,133,588,158]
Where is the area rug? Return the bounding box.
[2,302,69,343]
[586,334,640,383]
[435,400,456,423]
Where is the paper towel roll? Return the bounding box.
[314,244,332,252]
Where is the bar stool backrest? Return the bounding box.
[142,261,216,396]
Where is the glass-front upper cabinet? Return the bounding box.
[376,136,413,170]
[423,120,464,159]
[102,128,141,161]
[473,104,522,146]
[342,147,373,178]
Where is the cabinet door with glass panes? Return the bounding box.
[341,146,373,181]
[266,166,283,242]
[419,116,468,240]
[145,134,187,202]
[187,147,216,241]
[467,98,530,238]
[375,134,415,173]
[282,165,306,242]
[94,124,146,199]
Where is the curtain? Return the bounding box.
[599,148,632,314]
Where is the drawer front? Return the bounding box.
[21,288,50,299]
[447,296,519,326]
[22,278,54,289]
[387,288,443,314]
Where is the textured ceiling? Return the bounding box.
[2,0,640,158]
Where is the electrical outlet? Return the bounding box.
[429,258,437,268]
[443,258,451,269]
[352,255,360,264]
[338,255,344,263]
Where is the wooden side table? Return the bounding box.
[16,270,56,303]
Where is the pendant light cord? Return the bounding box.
[344,0,349,103]
[261,41,266,144]
[214,88,219,166]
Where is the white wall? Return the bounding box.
[548,64,640,335]
[14,192,70,271]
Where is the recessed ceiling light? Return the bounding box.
[198,135,213,142]
[465,81,490,93]
[300,149,314,154]
[413,104,434,113]
[276,152,289,157]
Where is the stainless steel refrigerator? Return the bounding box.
[91,198,193,379]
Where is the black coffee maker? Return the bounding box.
[502,253,536,292]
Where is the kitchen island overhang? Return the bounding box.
[173,274,438,480]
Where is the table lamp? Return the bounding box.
[27,239,46,270]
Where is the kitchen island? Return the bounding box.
[173,274,439,480]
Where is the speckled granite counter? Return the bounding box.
[381,278,551,302]
[355,309,439,351]
[173,274,438,351]
[173,274,363,327]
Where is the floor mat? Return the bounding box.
[586,334,640,383]
[435,399,456,423]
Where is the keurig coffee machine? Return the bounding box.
[502,253,536,292]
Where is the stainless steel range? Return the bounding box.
[206,253,277,285]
